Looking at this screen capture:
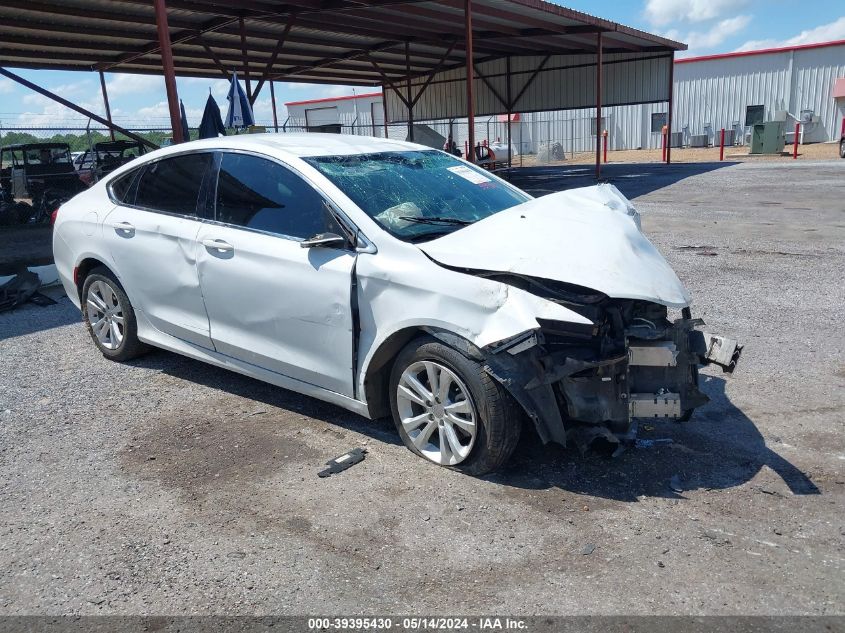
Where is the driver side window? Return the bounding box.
[215,152,339,240]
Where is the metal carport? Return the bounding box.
[0,0,685,177]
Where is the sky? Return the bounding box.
[0,0,843,130]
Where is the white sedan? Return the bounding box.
[53,134,740,474]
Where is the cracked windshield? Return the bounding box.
[305,150,530,242]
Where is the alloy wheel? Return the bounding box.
[396,360,477,466]
[86,280,125,350]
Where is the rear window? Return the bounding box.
[108,168,139,203]
[134,153,212,216]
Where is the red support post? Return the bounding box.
[238,17,252,104]
[382,92,389,138]
[98,70,115,141]
[465,0,475,163]
[602,130,608,163]
[793,122,800,159]
[666,51,674,164]
[595,31,602,179]
[464,140,468,157]
[153,0,184,144]
[661,125,667,162]
[405,40,414,142]
[719,128,725,161]
[270,80,279,132]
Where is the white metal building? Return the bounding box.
[284,39,845,155]
[284,92,386,135]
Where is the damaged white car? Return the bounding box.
[53,134,741,475]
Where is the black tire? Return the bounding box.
[81,267,148,362]
[388,335,522,476]
[840,139,845,159]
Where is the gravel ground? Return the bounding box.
[1,160,843,616]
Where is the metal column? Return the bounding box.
[239,17,252,103]
[153,0,184,144]
[270,80,279,132]
[465,0,475,163]
[595,31,602,180]
[666,51,674,164]
[405,41,414,142]
[98,70,115,141]
[506,55,512,169]
[381,92,389,138]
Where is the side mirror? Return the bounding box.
[300,232,346,249]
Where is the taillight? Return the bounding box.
[50,206,60,226]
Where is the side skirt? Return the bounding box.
[134,311,372,419]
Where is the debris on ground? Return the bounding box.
[581,543,596,555]
[0,270,41,312]
[318,448,367,478]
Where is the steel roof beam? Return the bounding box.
[0,66,159,148]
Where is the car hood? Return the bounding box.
[418,184,691,308]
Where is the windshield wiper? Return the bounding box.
[398,215,473,226]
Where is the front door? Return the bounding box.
[196,151,356,396]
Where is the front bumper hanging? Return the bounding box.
[484,313,742,448]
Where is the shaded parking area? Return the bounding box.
[1,160,843,615]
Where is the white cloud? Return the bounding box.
[735,15,845,51]
[668,15,753,56]
[135,101,203,122]
[105,73,163,98]
[15,97,106,127]
[0,78,15,94]
[645,0,746,26]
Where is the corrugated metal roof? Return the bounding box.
[0,0,685,85]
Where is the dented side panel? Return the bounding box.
[355,242,591,404]
[103,206,213,349]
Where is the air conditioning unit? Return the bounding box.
[800,109,815,124]
[670,132,684,148]
[690,134,709,148]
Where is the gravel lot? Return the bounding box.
[1,160,843,616]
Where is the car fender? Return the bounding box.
[355,244,591,419]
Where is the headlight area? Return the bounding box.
[482,301,741,452]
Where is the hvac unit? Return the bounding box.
[800,109,817,124]
[670,132,683,148]
[722,129,736,146]
[690,134,709,148]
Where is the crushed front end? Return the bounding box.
[481,275,742,449]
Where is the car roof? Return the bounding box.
[140,133,430,162]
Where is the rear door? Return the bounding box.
[196,151,356,396]
[104,152,215,349]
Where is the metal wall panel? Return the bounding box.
[386,53,672,123]
[671,43,845,144]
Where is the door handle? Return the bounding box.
[202,238,234,253]
[113,221,135,236]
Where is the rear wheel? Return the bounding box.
[840,138,845,159]
[81,267,147,361]
[389,336,521,475]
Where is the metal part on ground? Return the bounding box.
[317,448,368,478]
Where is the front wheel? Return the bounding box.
[389,336,521,475]
[840,139,845,159]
